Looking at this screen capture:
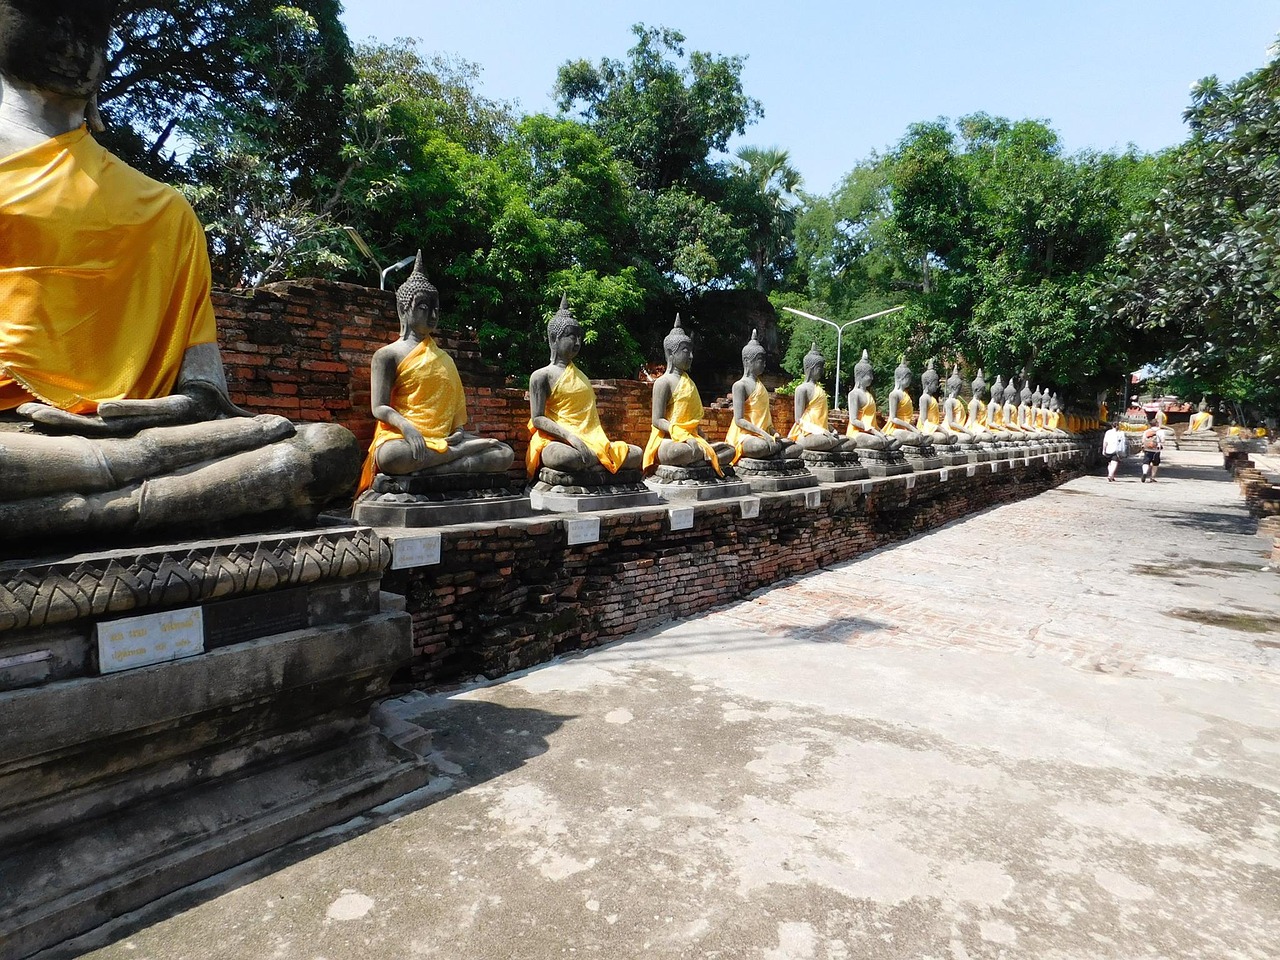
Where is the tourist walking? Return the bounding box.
[1102,419,1127,482]
[1140,424,1163,482]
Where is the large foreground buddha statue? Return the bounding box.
[357,253,514,497]
[0,0,356,544]
[643,316,732,476]
[527,295,642,480]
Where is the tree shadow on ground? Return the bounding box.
[43,698,573,959]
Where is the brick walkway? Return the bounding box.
[68,450,1280,960]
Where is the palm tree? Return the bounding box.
[735,145,803,292]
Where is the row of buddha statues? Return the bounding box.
[0,0,1086,544]
[353,255,1091,521]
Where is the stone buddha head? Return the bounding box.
[972,369,986,401]
[1004,380,1019,405]
[894,358,912,392]
[946,364,964,399]
[1050,392,1062,412]
[0,0,113,97]
[802,341,825,383]
[663,314,694,374]
[740,329,766,377]
[1031,385,1043,408]
[1199,396,1209,413]
[1020,381,1033,406]
[854,350,874,391]
[989,375,1003,403]
[547,293,583,363]
[921,360,940,398]
[394,251,440,339]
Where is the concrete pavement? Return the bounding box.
[58,450,1280,960]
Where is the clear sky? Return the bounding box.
[340,1,1277,195]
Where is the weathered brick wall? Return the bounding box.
[383,459,1085,688]
[212,279,801,461]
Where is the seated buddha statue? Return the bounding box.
[0,0,357,546]
[725,330,800,463]
[846,350,900,452]
[915,360,958,448]
[940,364,976,444]
[787,342,857,454]
[967,369,1000,442]
[1046,393,1071,436]
[1002,379,1030,441]
[1187,397,1215,435]
[883,358,932,452]
[642,315,732,475]
[357,253,514,497]
[527,295,642,479]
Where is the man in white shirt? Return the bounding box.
[1102,420,1127,482]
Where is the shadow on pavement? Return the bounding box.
[42,699,574,960]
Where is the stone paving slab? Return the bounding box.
[57,451,1280,960]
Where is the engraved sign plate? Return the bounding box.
[804,489,821,508]
[905,475,916,490]
[739,498,760,519]
[97,607,204,674]
[939,469,949,482]
[391,533,442,570]
[668,507,695,531]
[565,516,601,545]
[966,465,977,477]
[203,588,308,650]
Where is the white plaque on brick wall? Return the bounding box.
[966,464,977,477]
[391,532,441,570]
[939,469,949,482]
[565,516,601,545]
[739,498,760,519]
[804,489,821,508]
[668,507,695,531]
[97,607,204,674]
[905,475,916,490]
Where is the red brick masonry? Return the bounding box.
[214,280,1091,687]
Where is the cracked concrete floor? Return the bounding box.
[62,451,1280,959]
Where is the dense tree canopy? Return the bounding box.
[93,10,1280,412]
[1109,45,1280,413]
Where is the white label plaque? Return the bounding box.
[565,516,601,545]
[739,498,760,519]
[905,475,916,490]
[966,465,977,477]
[97,607,204,674]
[939,469,949,482]
[668,507,695,531]
[804,489,821,508]
[391,532,441,569]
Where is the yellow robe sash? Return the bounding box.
[642,372,721,475]
[968,401,988,431]
[787,384,829,440]
[357,338,468,495]
[725,379,773,464]
[0,127,216,413]
[1047,410,1063,431]
[883,393,915,434]
[526,363,630,477]
[1034,407,1047,429]
[848,393,878,437]
[917,393,943,432]
[1189,412,1212,432]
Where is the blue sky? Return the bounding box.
[340,1,1277,195]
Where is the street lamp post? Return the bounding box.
[781,305,905,409]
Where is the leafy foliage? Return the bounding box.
[1109,46,1280,412]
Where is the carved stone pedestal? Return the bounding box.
[0,527,428,958]
[934,445,969,466]
[355,471,532,526]
[851,447,913,477]
[1181,434,1221,453]
[801,450,869,483]
[645,464,752,502]
[529,467,661,513]
[734,457,818,493]
[902,444,944,472]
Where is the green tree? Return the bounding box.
[734,146,802,292]
[1110,45,1280,412]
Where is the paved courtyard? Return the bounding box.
[65,450,1279,960]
